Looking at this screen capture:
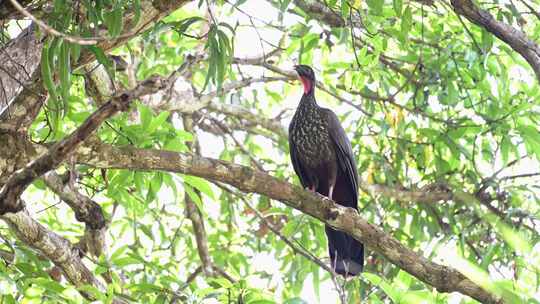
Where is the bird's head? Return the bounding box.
[294,65,315,95]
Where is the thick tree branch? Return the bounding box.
[0,0,34,20]
[76,142,502,303]
[0,24,44,126]
[43,171,106,230]
[449,0,540,83]
[0,76,168,214]
[42,171,107,257]
[1,0,194,130]
[0,76,169,301]
[0,209,126,303]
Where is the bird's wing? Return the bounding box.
[322,108,359,203]
[288,122,310,188]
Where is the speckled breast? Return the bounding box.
[290,107,336,168]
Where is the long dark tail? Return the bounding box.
[324,168,364,276]
[325,226,364,276]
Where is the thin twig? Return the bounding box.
[213,182,338,276]
[8,0,98,45]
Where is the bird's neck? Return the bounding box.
[300,91,317,109]
[300,77,314,95]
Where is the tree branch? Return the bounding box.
[207,102,288,138]
[0,76,168,214]
[76,141,502,303]
[42,171,107,257]
[1,209,126,303]
[165,76,288,114]
[183,115,214,276]
[0,24,44,125]
[43,171,106,230]
[1,0,194,130]
[449,0,540,83]
[8,0,99,45]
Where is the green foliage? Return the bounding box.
[3,0,540,303]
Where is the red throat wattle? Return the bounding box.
[300,76,312,94]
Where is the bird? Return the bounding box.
[288,64,364,276]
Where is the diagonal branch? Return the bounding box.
[1,0,195,130]
[0,209,126,303]
[8,0,98,45]
[42,171,108,257]
[0,76,168,214]
[43,171,106,230]
[449,0,540,83]
[76,141,503,304]
[216,181,337,274]
[0,76,170,301]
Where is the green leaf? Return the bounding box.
[367,0,383,16]
[183,175,215,200]
[495,221,532,255]
[393,0,403,16]
[480,244,499,270]
[110,245,129,261]
[1,295,16,304]
[113,257,140,267]
[104,7,124,37]
[283,298,307,304]
[215,35,227,90]
[58,40,71,110]
[29,278,65,293]
[280,0,292,12]
[208,277,233,288]
[500,136,511,165]
[400,6,412,44]
[41,39,61,136]
[184,184,203,210]
[363,273,400,302]
[148,111,170,133]
[87,45,115,81]
[133,0,141,26]
[78,285,107,301]
[203,26,218,90]
[129,283,164,292]
[249,300,276,304]
[481,28,494,52]
[138,104,153,131]
[173,129,192,141]
[518,125,540,160]
[174,16,205,34]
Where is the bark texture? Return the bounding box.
[76,141,502,304]
[449,0,540,83]
[1,0,532,302]
[0,1,193,301]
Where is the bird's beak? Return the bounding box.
[292,66,301,79]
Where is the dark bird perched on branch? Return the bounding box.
[288,65,364,276]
